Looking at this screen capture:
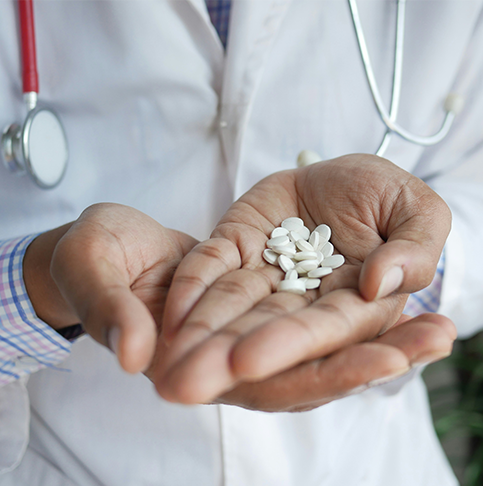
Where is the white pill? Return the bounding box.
[316,250,324,264]
[321,242,334,258]
[282,217,304,231]
[272,243,296,257]
[308,267,333,278]
[315,224,331,242]
[263,249,279,265]
[285,269,298,280]
[298,226,310,241]
[271,227,289,238]
[309,231,320,249]
[321,254,345,269]
[278,254,295,272]
[267,235,290,248]
[304,278,321,290]
[289,230,304,243]
[277,279,306,295]
[298,277,308,284]
[294,251,318,261]
[295,260,319,273]
[296,239,314,252]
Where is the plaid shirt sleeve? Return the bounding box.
[0,235,72,386]
[404,249,445,317]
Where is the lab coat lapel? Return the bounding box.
[220,0,293,193]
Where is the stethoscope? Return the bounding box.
[0,0,463,185]
[297,0,464,167]
[1,0,68,189]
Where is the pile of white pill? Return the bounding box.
[263,217,344,295]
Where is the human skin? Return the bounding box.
[22,155,455,411]
[154,154,455,408]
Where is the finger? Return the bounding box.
[157,288,404,403]
[374,313,456,364]
[359,188,451,301]
[209,315,454,411]
[231,288,404,381]
[156,290,314,400]
[51,235,156,374]
[160,261,360,378]
[162,238,242,343]
[162,340,410,407]
[160,264,286,370]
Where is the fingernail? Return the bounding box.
[367,367,410,387]
[108,327,121,356]
[375,266,404,300]
[412,351,451,367]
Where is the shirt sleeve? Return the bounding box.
[404,250,445,318]
[0,235,72,387]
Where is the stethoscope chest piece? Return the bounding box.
[2,107,68,189]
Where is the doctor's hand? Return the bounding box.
[23,203,198,374]
[154,154,455,408]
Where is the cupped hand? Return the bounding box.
[154,154,454,406]
[24,203,198,374]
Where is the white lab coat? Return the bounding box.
[1,0,483,484]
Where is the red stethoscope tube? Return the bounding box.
[18,0,39,94]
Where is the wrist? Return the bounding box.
[23,223,79,330]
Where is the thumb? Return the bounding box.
[359,208,451,302]
[51,237,157,374]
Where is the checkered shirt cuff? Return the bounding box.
[404,250,445,317]
[0,235,71,386]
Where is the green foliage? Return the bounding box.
[424,333,483,486]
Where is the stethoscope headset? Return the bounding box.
[1,0,464,187]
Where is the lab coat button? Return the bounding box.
[219,120,228,129]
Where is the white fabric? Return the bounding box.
[2,0,483,484]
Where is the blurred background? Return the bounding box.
[423,332,483,486]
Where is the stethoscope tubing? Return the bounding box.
[349,0,457,154]
[18,0,39,106]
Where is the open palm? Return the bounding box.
[154,155,454,409]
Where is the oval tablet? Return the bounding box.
[293,251,318,261]
[282,218,304,232]
[272,243,296,257]
[278,254,295,272]
[321,242,334,258]
[298,226,310,241]
[308,267,333,278]
[263,249,279,265]
[295,260,319,274]
[267,235,290,248]
[321,254,345,269]
[296,239,314,252]
[309,231,320,249]
[285,269,298,280]
[271,227,289,238]
[315,224,331,242]
[277,279,306,295]
[316,250,324,264]
[304,278,321,290]
[289,231,303,243]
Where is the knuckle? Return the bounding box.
[256,298,293,317]
[183,319,216,335]
[174,273,208,291]
[213,277,254,301]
